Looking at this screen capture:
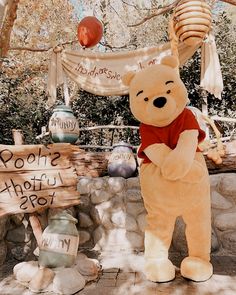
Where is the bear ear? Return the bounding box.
[161,55,179,69]
[122,71,136,86]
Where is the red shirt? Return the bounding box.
[138,108,205,164]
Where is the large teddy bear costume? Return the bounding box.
[122,56,213,283]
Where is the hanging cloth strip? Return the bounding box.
[200,31,223,100]
[47,42,200,104]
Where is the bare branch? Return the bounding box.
[9,40,77,52]
[127,0,236,28]
[127,0,182,27]
[221,0,236,5]
[80,125,139,131]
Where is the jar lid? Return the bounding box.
[53,105,73,113]
[113,141,132,149]
[49,211,78,223]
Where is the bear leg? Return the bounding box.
[144,213,176,283]
[181,200,213,281]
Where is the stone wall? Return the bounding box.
[0,173,236,266]
[77,174,236,256]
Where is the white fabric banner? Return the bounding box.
[47,42,199,102]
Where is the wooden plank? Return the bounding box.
[0,168,78,193]
[0,187,79,217]
[0,143,73,172]
[0,143,80,216]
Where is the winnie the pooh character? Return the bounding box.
[122,56,213,283]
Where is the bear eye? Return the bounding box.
[144,97,149,102]
[136,90,143,96]
[167,90,171,94]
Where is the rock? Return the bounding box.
[110,195,125,211]
[126,202,145,217]
[215,212,236,231]
[29,267,55,292]
[14,261,39,283]
[137,213,146,232]
[6,223,31,243]
[76,195,91,213]
[93,226,105,245]
[90,206,101,225]
[111,210,126,228]
[222,231,236,255]
[126,189,142,202]
[210,174,222,190]
[211,191,233,210]
[74,253,99,277]
[0,216,8,240]
[101,212,113,230]
[91,190,111,204]
[220,173,236,197]
[53,268,85,295]
[211,228,220,252]
[110,210,137,231]
[0,240,7,265]
[108,177,126,193]
[126,215,138,231]
[10,241,33,261]
[79,230,91,245]
[126,231,144,249]
[92,178,106,190]
[77,177,92,194]
[94,201,112,221]
[10,214,24,226]
[127,177,140,189]
[78,212,93,228]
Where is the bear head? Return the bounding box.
[122,56,189,127]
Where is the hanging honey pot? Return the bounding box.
[108,141,137,178]
[48,105,79,144]
[172,0,212,46]
[38,211,79,268]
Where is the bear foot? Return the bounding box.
[144,258,175,283]
[180,257,213,282]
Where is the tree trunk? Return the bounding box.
[0,0,8,29]
[0,0,19,63]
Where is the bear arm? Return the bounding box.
[161,130,199,180]
[144,143,172,167]
[174,129,199,163]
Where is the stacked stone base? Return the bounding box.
[77,174,236,257]
[0,174,236,268]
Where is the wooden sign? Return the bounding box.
[0,143,80,217]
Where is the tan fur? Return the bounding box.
[123,56,213,282]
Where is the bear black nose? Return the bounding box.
[153,97,167,108]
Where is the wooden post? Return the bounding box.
[201,89,210,139]
[12,129,43,247]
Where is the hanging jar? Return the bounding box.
[108,141,137,178]
[173,0,212,46]
[48,105,79,144]
[38,211,79,268]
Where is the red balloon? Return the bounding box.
[77,16,103,48]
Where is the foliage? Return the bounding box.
[0,2,235,146]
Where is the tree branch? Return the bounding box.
[127,0,236,28]
[0,0,20,60]
[221,0,236,5]
[8,40,77,52]
[127,0,182,27]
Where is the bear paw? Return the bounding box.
[144,258,175,283]
[181,161,205,184]
[180,257,213,282]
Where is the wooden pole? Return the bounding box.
[12,129,43,247]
